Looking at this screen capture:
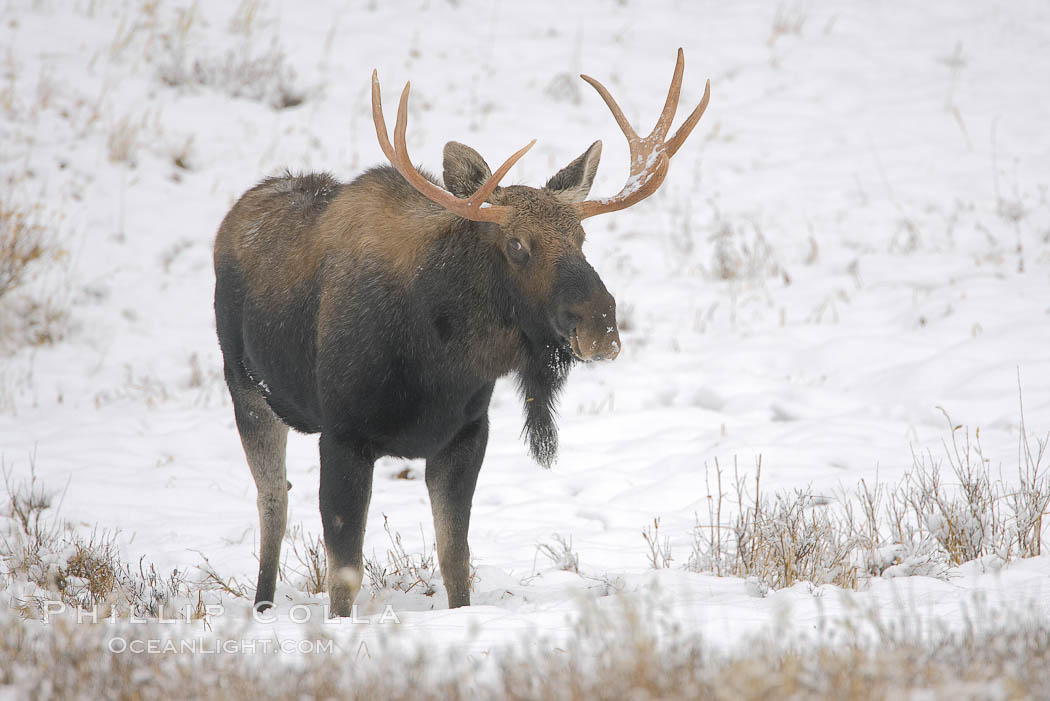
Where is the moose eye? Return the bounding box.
[506,237,530,265]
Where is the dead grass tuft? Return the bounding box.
[2,594,1047,700]
[0,197,68,354]
[282,524,328,596]
[106,112,143,166]
[535,533,579,573]
[642,517,674,569]
[153,2,304,110]
[0,199,52,300]
[1,461,215,619]
[688,456,858,589]
[768,2,808,46]
[688,404,1050,590]
[363,516,437,597]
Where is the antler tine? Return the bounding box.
[392,80,414,168]
[372,70,535,225]
[580,74,639,143]
[370,70,396,162]
[650,47,685,144]
[469,138,537,208]
[666,79,711,158]
[574,49,710,220]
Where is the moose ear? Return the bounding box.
[544,140,602,203]
[443,142,494,199]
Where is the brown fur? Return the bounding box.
[215,165,605,376]
[216,168,459,300]
[315,173,459,281]
[494,186,586,306]
[215,173,334,295]
[215,141,620,613]
[216,134,620,390]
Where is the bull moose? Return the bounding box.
[213,49,709,614]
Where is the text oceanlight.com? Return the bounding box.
[108,637,335,655]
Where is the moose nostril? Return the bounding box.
[558,309,582,334]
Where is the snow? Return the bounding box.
[2,0,1050,668]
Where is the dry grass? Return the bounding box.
[362,516,437,598]
[687,406,1050,590]
[1,460,454,618]
[688,456,858,589]
[768,2,808,47]
[704,214,783,283]
[228,0,266,36]
[0,199,51,300]
[0,294,70,351]
[0,197,68,354]
[1,462,211,620]
[282,524,327,596]
[169,45,304,109]
[641,517,674,569]
[95,1,305,110]
[106,113,143,166]
[0,595,1047,700]
[535,533,580,573]
[153,2,304,110]
[1,435,1047,699]
[194,553,251,602]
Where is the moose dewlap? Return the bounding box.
[212,49,710,614]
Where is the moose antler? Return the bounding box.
[371,71,536,225]
[574,48,711,220]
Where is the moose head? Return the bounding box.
[371,48,711,366]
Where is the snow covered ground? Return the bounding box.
[2,0,1050,689]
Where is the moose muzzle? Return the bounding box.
[571,321,620,361]
[553,257,621,362]
[564,292,620,362]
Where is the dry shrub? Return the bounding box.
[106,113,143,166]
[689,406,1050,590]
[0,199,50,299]
[701,214,783,283]
[641,517,674,569]
[1,595,1048,700]
[535,533,580,573]
[3,460,52,536]
[2,463,202,619]
[6,520,189,619]
[363,516,436,597]
[768,2,808,46]
[56,531,120,608]
[0,197,68,352]
[153,3,304,110]
[228,0,265,36]
[889,406,1049,568]
[196,553,251,601]
[282,524,327,596]
[1,295,70,350]
[174,45,304,109]
[689,456,858,589]
[495,597,1050,701]
[1013,404,1050,556]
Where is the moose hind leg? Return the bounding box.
[318,433,374,617]
[426,417,488,608]
[227,369,289,611]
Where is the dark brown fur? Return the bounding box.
[214,140,619,614]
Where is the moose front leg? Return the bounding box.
[319,433,374,617]
[426,416,488,608]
